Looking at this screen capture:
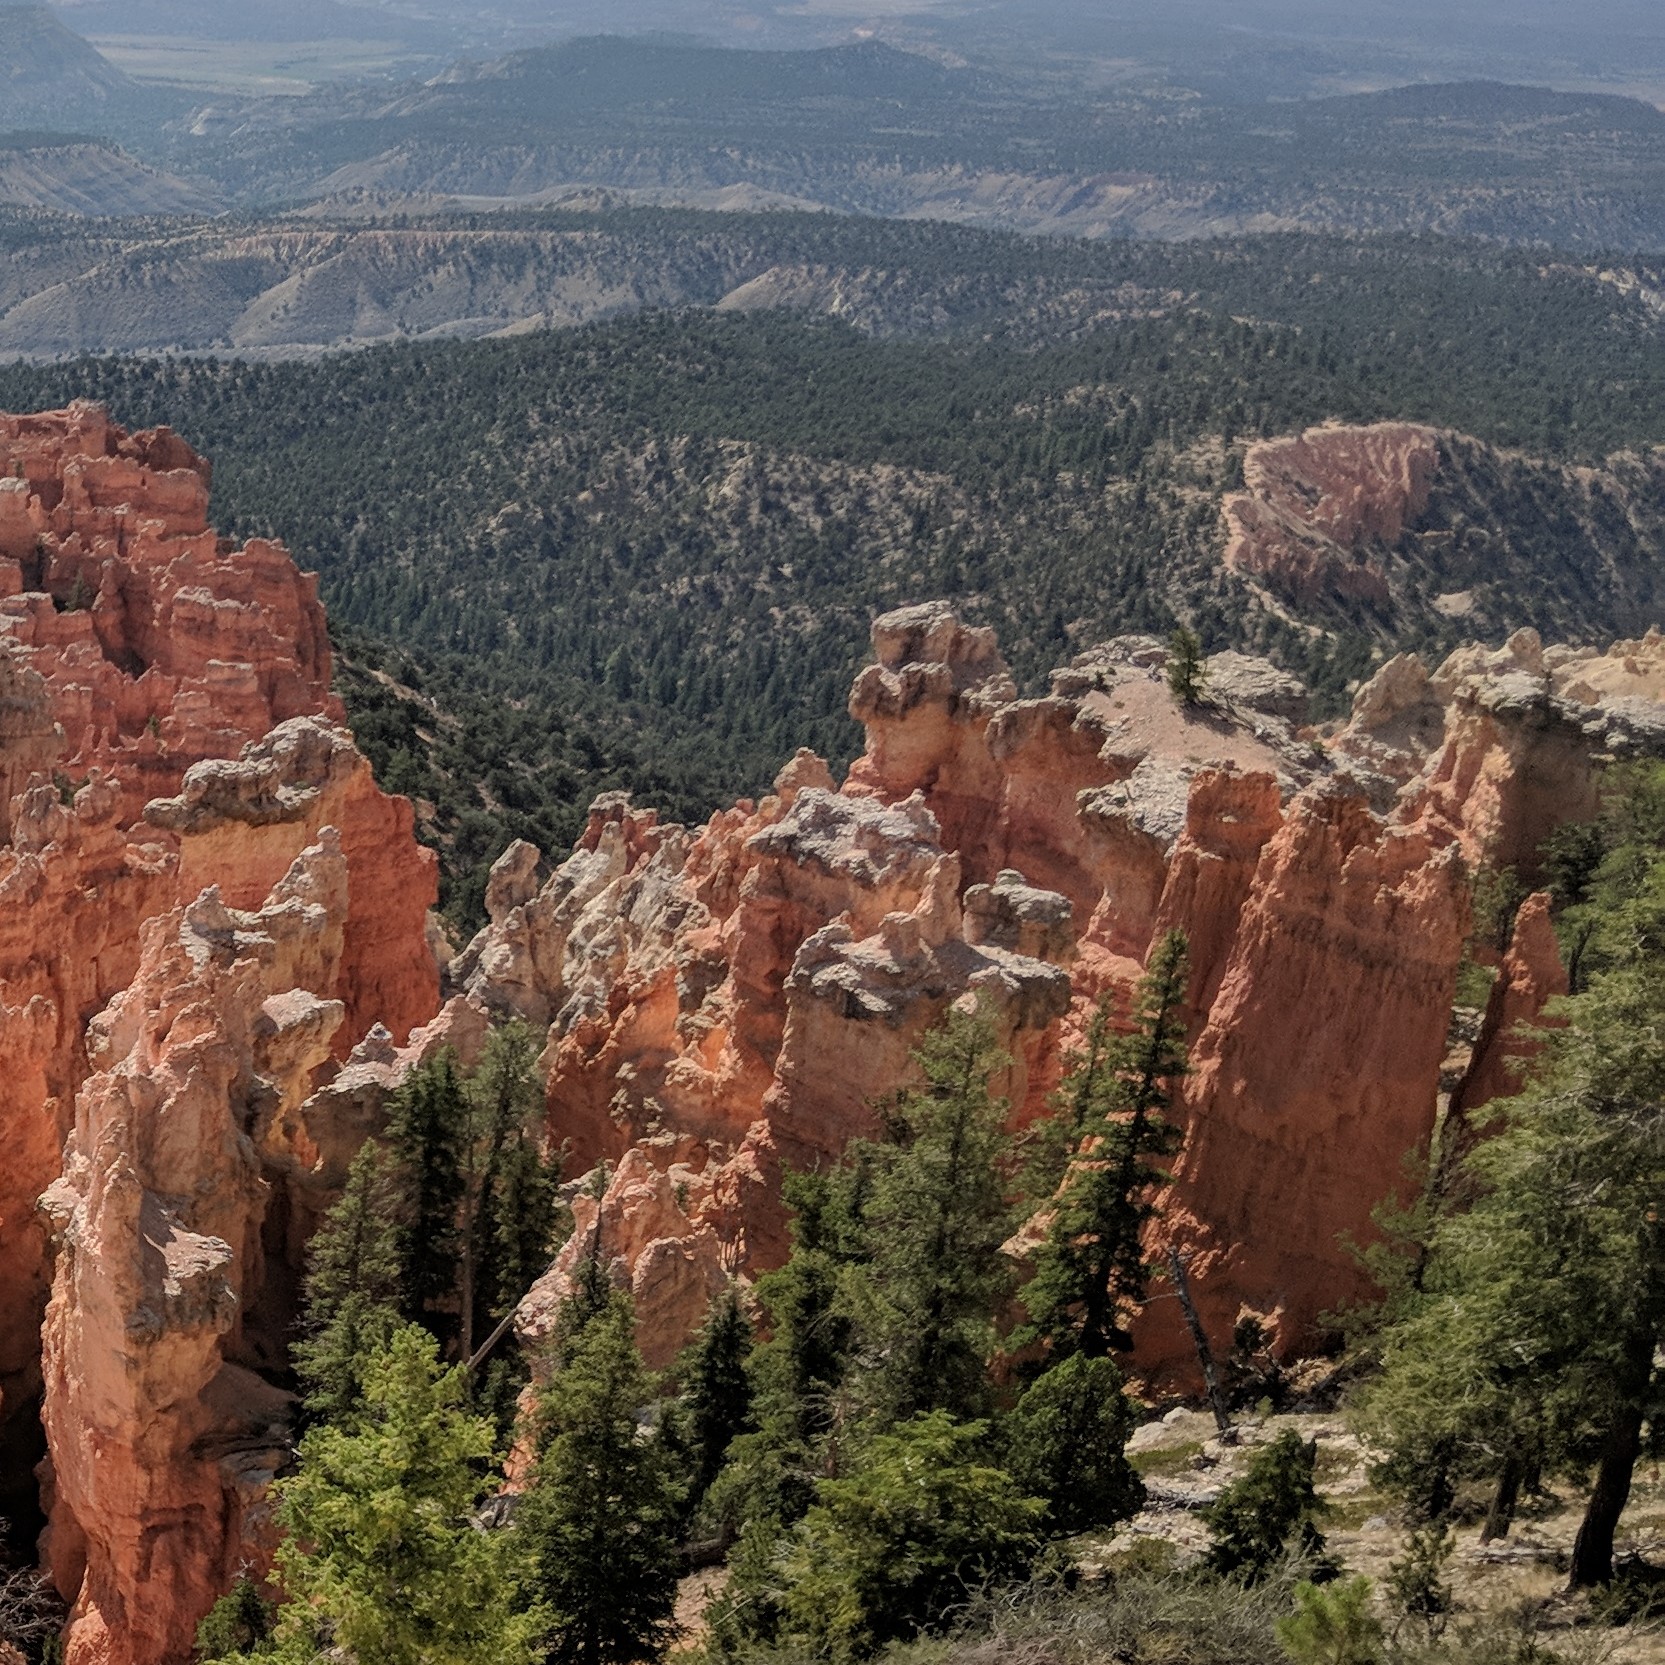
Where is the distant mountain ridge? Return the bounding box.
[0,135,211,215]
[0,4,135,126]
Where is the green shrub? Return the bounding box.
[777,1412,1047,1658]
[1003,1355,1144,1535]
[1275,1577,1383,1665]
[1202,1431,1329,1583]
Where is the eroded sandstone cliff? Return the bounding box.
[465,604,1658,1386]
[0,407,439,1665]
[1,400,1657,1665]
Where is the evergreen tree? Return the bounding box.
[776,1412,1046,1660]
[678,1283,755,1515]
[461,1021,563,1361]
[384,1049,468,1325]
[856,1005,1018,1424]
[701,1171,866,1647]
[194,1578,272,1660]
[551,1165,619,1369]
[519,1294,684,1665]
[1166,627,1208,706]
[1003,1354,1144,1534]
[1024,931,1191,1358]
[261,1326,540,1665]
[1202,1430,1329,1582]
[1356,766,1665,1586]
[1274,1578,1382,1665]
[291,1142,406,1422]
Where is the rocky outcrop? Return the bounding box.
[1141,789,1470,1371]
[1344,627,1665,874]
[147,718,438,1049]
[486,774,1077,1368]
[0,407,441,1664]
[1222,422,1441,608]
[460,601,1656,1386]
[469,601,1665,1386]
[0,404,336,828]
[1450,890,1568,1127]
[39,847,349,1665]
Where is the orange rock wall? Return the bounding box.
[0,407,440,1665]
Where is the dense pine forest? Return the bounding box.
[5,218,1665,926]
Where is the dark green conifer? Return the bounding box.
[1003,1354,1145,1534]
[679,1283,755,1514]
[291,1141,405,1421]
[1024,930,1191,1358]
[384,1048,468,1324]
[519,1294,684,1665]
[857,1004,1018,1424]
[1203,1430,1329,1582]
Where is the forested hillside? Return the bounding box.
[5,222,1663,925]
[169,42,1665,250]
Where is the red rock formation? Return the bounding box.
[483,603,1665,1390]
[38,845,354,1665]
[0,407,440,1665]
[1222,422,1441,607]
[1450,890,1568,1125]
[147,718,439,1050]
[0,403,335,827]
[1138,789,1471,1376]
[492,774,1077,1367]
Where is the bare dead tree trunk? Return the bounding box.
[1168,1246,1234,1443]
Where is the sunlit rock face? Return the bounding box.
[0,406,440,1664]
[474,603,1650,1384]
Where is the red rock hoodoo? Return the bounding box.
[0,406,439,1665]
[464,603,1662,1384]
[2,399,1659,1665]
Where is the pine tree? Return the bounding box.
[777,1411,1046,1660]
[1356,767,1665,1587]
[1024,930,1190,1358]
[701,1170,865,1650]
[1003,1354,1144,1534]
[194,1578,271,1660]
[262,1326,540,1665]
[1203,1430,1329,1582]
[856,1004,1018,1424]
[292,1142,406,1422]
[679,1283,755,1514]
[1166,627,1208,706]
[461,1021,563,1361]
[519,1294,684,1665]
[385,1049,468,1325]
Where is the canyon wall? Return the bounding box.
[467,607,1656,1385]
[0,406,439,1665]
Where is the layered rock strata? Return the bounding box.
[1222,421,1440,608]
[466,603,1657,1387]
[0,407,439,1665]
